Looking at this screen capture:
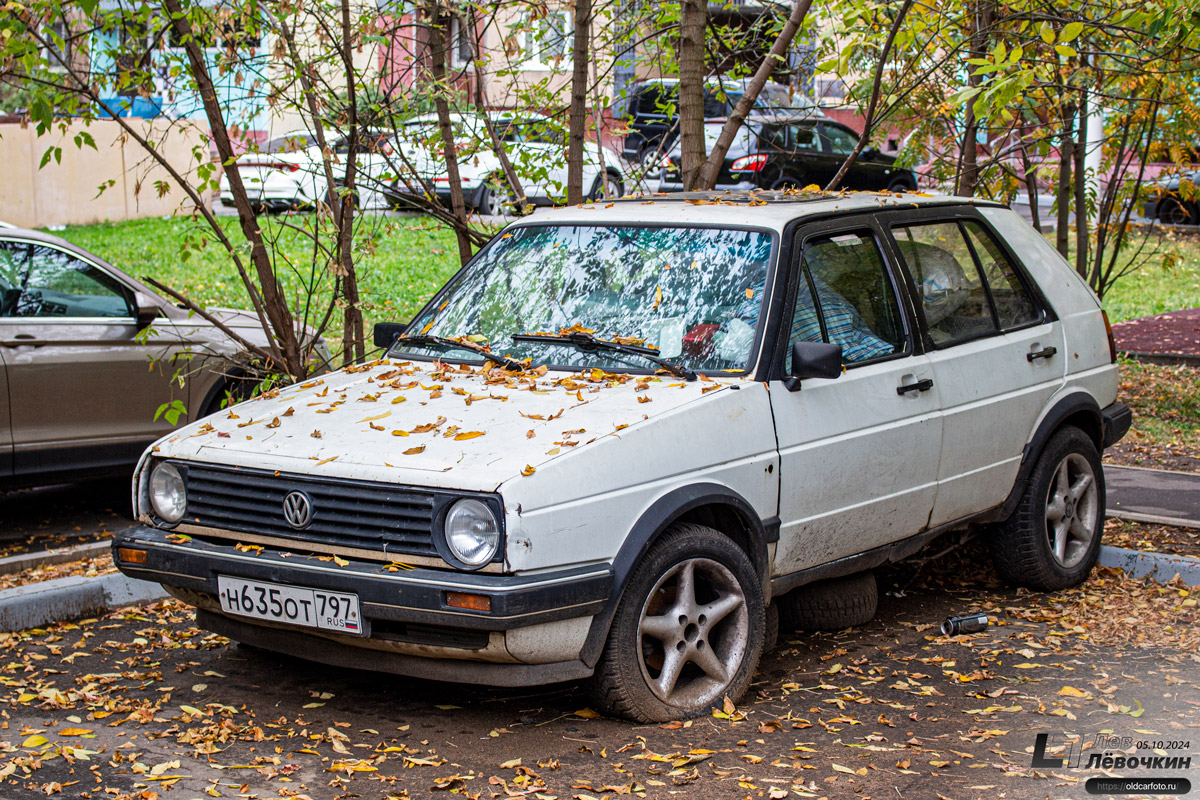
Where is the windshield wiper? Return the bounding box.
[392,334,528,372]
[512,331,697,381]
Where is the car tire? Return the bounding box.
[779,571,877,632]
[588,523,764,722]
[588,173,624,201]
[201,375,257,418]
[988,425,1104,591]
[1157,197,1197,226]
[886,177,916,192]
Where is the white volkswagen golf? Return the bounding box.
[115,190,1130,722]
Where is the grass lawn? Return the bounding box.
[1085,229,1200,322]
[59,214,467,341]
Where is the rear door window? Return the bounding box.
[891,219,1043,346]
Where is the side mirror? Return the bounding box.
[133,292,162,329]
[784,340,842,391]
[861,147,879,161]
[373,321,408,350]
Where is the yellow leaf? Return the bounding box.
[358,411,391,423]
[521,465,536,476]
[22,735,49,749]
[403,446,425,455]
[333,556,349,567]
[58,728,93,736]
[831,763,857,774]
[500,758,521,769]
[391,429,409,436]
[180,705,204,716]
[1058,686,1090,698]
[573,708,601,719]
[652,285,663,309]
[454,431,485,440]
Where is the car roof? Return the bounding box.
[514,190,1005,232]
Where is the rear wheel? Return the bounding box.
[988,426,1104,590]
[478,176,517,217]
[589,523,764,722]
[1158,197,1197,226]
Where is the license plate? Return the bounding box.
[217,576,363,636]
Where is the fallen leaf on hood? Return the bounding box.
[282,407,295,417]
[403,446,426,455]
[265,417,281,429]
[392,395,407,404]
[358,411,391,423]
[521,465,536,476]
[454,431,485,440]
[315,456,338,466]
[653,285,663,309]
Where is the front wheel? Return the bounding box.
[589,523,764,722]
[988,426,1104,590]
[1158,197,1197,226]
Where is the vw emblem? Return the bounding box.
[282,491,314,529]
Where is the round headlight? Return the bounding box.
[149,461,187,524]
[443,499,499,567]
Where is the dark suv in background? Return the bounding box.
[616,78,804,163]
[657,114,918,193]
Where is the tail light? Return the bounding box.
[1102,310,1117,363]
[730,154,769,172]
[659,154,675,169]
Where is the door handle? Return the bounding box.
[1027,346,1057,362]
[2,334,44,348]
[897,378,934,395]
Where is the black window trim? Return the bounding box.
[770,216,918,379]
[878,207,1055,352]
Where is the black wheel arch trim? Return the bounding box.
[578,482,772,667]
[977,391,1102,524]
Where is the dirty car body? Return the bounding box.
[114,190,1130,721]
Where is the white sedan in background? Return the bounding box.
[390,113,628,215]
[217,130,395,212]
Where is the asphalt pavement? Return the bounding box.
[1105,465,1200,529]
[0,545,1195,799]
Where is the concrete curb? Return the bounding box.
[0,540,112,576]
[1098,544,1200,587]
[0,572,168,633]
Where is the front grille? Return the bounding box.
[179,463,439,558]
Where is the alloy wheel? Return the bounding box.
[636,558,749,709]
[1044,453,1098,568]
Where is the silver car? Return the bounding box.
[0,227,282,489]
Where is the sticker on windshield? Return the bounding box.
[830,234,864,247]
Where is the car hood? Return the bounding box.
[151,357,744,492]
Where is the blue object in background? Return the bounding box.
[98,96,164,118]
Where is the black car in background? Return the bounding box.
[616,78,803,163]
[1143,169,1199,225]
[656,115,918,193]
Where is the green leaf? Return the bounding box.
[1054,44,1078,58]
[1059,21,1085,42]
[1039,22,1055,44]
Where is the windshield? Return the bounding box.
[397,225,775,374]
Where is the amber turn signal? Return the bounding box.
[117,548,147,564]
[445,591,491,612]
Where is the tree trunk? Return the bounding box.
[954,2,987,197]
[695,0,815,190]
[1019,131,1041,233]
[162,0,304,379]
[678,0,707,190]
[337,0,364,363]
[566,0,592,204]
[1055,103,1075,258]
[427,0,473,265]
[468,13,528,214]
[1073,86,1089,279]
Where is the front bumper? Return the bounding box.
[1101,401,1133,449]
[113,525,611,682]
